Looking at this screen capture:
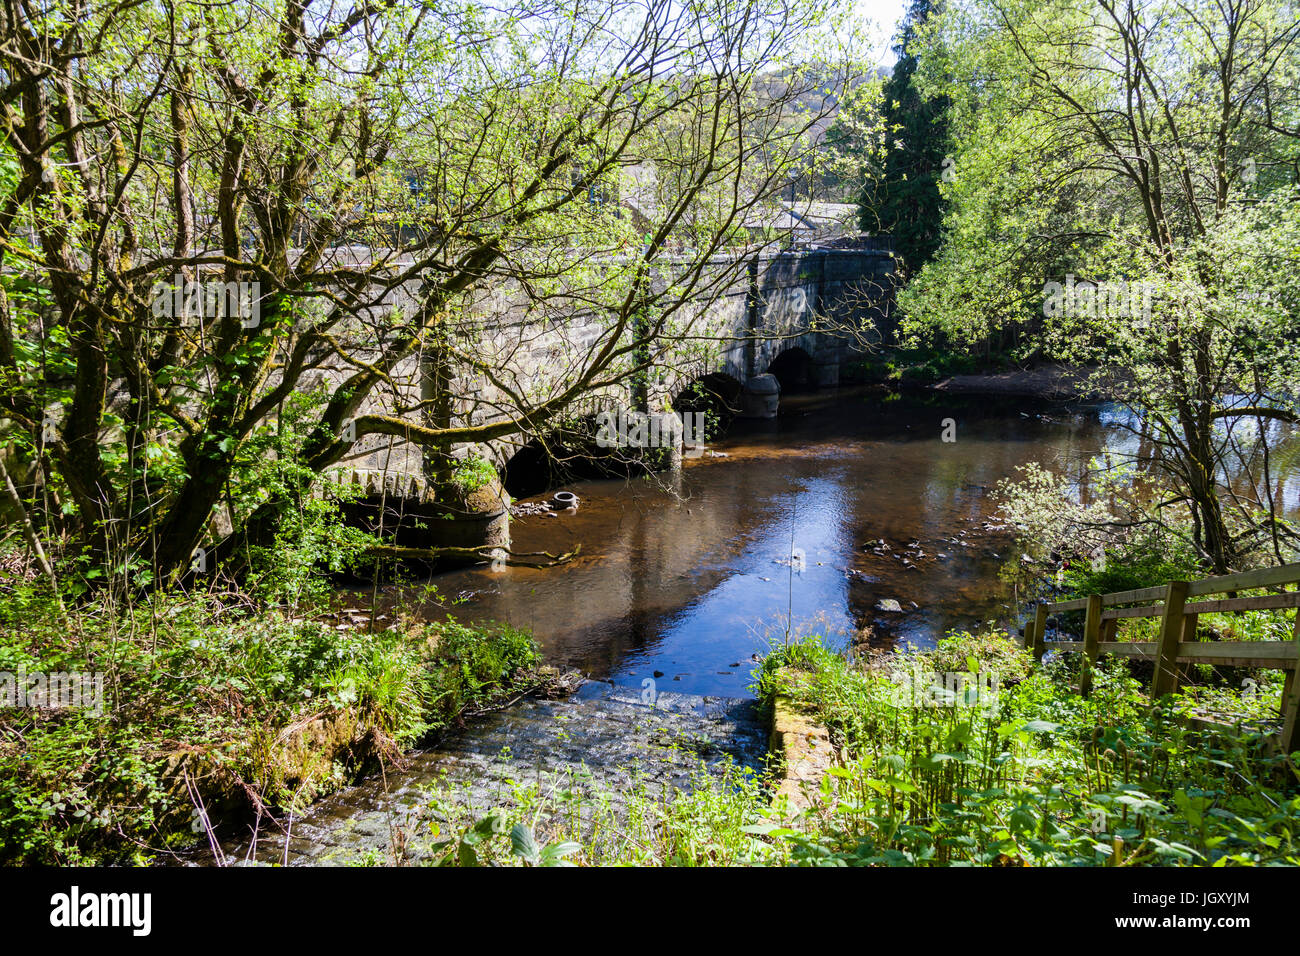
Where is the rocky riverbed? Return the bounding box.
[206,683,768,866]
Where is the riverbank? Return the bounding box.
[850,346,1097,399]
[932,364,1097,399]
[237,627,1300,866]
[7,544,1296,866]
[0,588,541,864]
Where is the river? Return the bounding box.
[381,386,1132,697]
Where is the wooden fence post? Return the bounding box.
[1179,612,1199,685]
[1032,604,1048,663]
[1151,580,1190,699]
[1283,610,1300,756]
[1080,593,1102,697]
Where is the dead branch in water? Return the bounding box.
[363,543,581,568]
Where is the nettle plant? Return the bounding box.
[754,635,1299,865]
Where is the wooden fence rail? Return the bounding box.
[1019,563,1300,755]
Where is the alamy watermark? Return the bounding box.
[890,660,1000,715]
[1042,274,1154,322]
[49,886,150,936]
[150,273,261,328]
[1,667,104,715]
[595,409,706,458]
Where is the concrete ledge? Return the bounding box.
[769,679,838,812]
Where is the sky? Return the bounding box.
[855,0,909,69]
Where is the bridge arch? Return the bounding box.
[502,438,555,499]
[765,346,814,392]
[672,371,744,436]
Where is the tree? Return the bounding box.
[857,0,950,273]
[900,0,1300,572]
[0,0,866,586]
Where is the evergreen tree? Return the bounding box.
[859,0,949,273]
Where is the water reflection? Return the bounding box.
[388,389,1155,696]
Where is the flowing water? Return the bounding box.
[398,386,1128,696]
[216,684,768,865]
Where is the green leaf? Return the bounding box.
[1020,720,1061,734]
[540,841,581,866]
[510,823,540,864]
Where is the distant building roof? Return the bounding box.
[742,204,817,233]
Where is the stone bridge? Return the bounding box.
[321,246,896,503]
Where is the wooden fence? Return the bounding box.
[1019,563,1300,755]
